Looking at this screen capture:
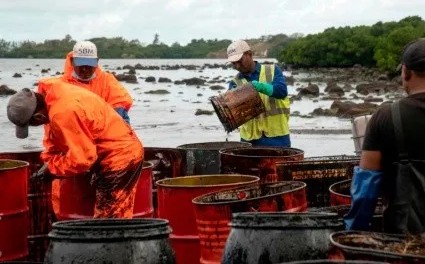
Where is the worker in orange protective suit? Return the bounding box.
[37,40,134,216]
[7,82,144,218]
[38,40,133,122]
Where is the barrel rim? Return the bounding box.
[155,174,260,188]
[192,180,306,205]
[219,146,305,158]
[0,159,30,170]
[0,149,43,155]
[329,179,351,199]
[176,141,252,150]
[283,260,389,264]
[51,218,169,229]
[329,230,425,260]
[142,160,154,168]
[229,212,343,229]
[49,218,172,241]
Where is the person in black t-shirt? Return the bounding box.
[344,38,425,234]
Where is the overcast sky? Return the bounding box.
[1,0,424,45]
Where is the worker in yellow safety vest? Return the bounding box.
[227,39,291,147]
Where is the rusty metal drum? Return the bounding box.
[277,155,359,207]
[220,147,304,183]
[193,181,308,264]
[156,175,259,264]
[210,83,265,133]
[177,141,251,175]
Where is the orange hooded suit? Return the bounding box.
[38,51,135,217]
[39,81,142,218]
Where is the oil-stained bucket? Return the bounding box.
[329,230,425,263]
[220,147,304,183]
[192,181,308,264]
[0,150,54,262]
[210,83,265,132]
[0,159,29,261]
[177,141,251,175]
[57,161,154,220]
[156,175,259,264]
[329,179,352,206]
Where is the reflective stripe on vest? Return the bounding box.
[233,64,290,140]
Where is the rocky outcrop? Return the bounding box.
[0,85,16,96]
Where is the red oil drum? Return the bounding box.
[57,161,154,220]
[0,159,29,261]
[133,162,154,218]
[329,179,352,206]
[145,147,187,218]
[156,175,260,264]
[220,147,304,183]
[0,151,53,262]
[277,155,359,207]
[192,181,307,264]
[177,141,251,176]
[329,230,425,263]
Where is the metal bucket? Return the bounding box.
[329,179,352,206]
[210,83,265,132]
[277,155,359,207]
[0,151,53,262]
[222,212,343,263]
[0,159,29,261]
[177,141,251,175]
[192,181,307,264]
[220,147,304,183]
[156,175,259,264]
[329,230,425,263]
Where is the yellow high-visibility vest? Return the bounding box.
[233,64,290,140]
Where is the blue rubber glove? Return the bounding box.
[115,107,130,124]
[251,80,274,96]
[344,166,382,231]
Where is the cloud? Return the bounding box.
[0,0,424,44]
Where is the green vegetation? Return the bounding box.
[0,16,424,73]
[280,16,425,72]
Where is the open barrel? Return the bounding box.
[156,175,259,264]
[0,151,53,262]
[222,212,343,263]
[193,181,308,264]
[0,159,29,261]
[44,219,175,264]
[56,161,154,220]
[220,147,304,183]
[177,141,251,175]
